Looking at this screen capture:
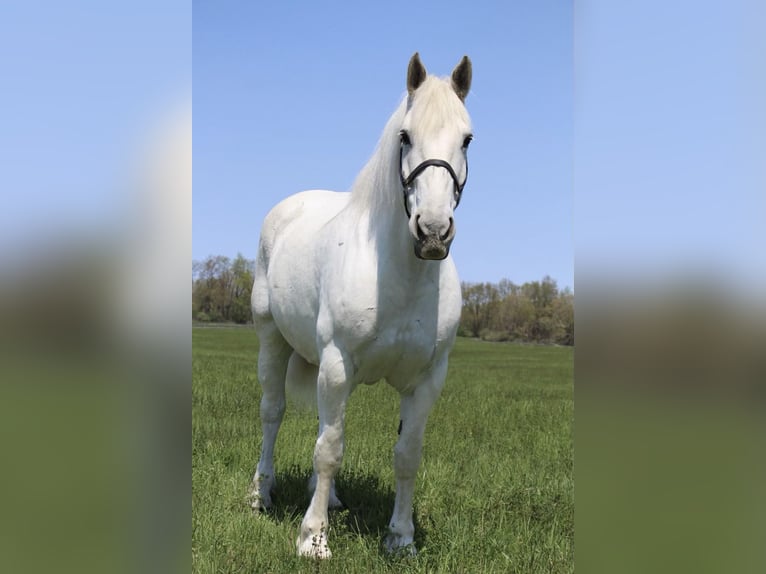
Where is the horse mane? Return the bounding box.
[348,76,469,219]
[346,99,405,218]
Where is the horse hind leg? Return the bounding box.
[249,324,292,512]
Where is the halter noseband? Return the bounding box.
[399,145,467,219]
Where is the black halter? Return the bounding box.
[399,145,467,218]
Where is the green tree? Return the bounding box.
[229,253,255,323]
[192,254,256,323]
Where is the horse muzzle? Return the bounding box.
[413,216,455,260]
[414,236,451,260]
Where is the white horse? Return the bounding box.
[249,52,473,558]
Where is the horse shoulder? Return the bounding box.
[259,190,350,362]
[316,245,379,346]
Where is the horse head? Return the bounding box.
[399,52,473,260]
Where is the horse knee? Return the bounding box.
[393,441,423,478]
[314,426,344,474]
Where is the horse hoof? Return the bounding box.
[248,490,271,513]
[384,534,417,556]
[297,532,332,559]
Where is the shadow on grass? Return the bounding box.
[260,463,424,553]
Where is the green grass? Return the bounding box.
[193,326,573,573]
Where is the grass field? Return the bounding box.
[192,326,573,573]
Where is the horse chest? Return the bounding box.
[318,240,461,385]
[348,305,444,384]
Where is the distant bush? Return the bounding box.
[479,329,512,343]
[196,311,211,323]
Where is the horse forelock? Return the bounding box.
[405,76,471,140]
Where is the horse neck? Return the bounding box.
[348,150,440,288]
[347,102,442,283]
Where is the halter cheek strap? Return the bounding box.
[399,145,468,219]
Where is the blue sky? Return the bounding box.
[1,2,762,294]
[0,2,190,257]
[193,1,573,288]
[575,0,765,288]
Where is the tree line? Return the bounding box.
[459,277,573,345]
[192,255,573,345]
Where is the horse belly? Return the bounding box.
[269,283,321,364]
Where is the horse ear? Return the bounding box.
[451,55,472,101]
[407,52,427,96]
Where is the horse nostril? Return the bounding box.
[440,218,454,241]
[415,215,426,240]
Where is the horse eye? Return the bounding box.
[399,130,411,146]
[463,135,473,149]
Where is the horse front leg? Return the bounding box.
[309,433,343,509]
[297,344,351,559]
[386,360,447,554]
